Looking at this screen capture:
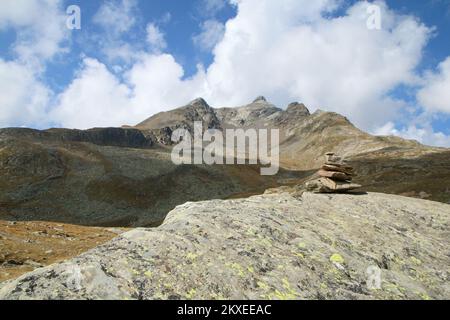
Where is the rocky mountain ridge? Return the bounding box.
[0,127,154,149]
[134,96,450,203]
[134,97,438,164]
[0,122,295,227]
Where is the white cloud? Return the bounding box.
[0,0,41,28]
[146,23,167,52]
[90,0,143,64]
[375,121,450,147]
[0,59,51,128]
[199,0,227,17]
[193,20,225,51]
[51,58,132,129]
[51,55,206,129]
[93,0,138,36]
[0,0,68,128]
[200,0,431,131]
[0,0,68,67]
[417,56,450,114]
[102,42,141,63]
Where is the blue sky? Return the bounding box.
[0,0,449,146]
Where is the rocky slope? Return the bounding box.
[0,126,302,227]
[0,190,448,300]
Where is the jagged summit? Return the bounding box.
[252,96,268,103]
[189,97,210,109]
[286,102,310,117]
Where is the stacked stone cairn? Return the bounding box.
[306,152,362,193]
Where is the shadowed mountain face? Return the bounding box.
[0,125,304,227]
[0,97,449,229]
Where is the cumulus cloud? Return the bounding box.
[417,56,450,114]
[0,59,51,128]
[375,121,450,147]
[0,0,42,28]
[51,55,206,129]
[0,0,68,128]
[0,0,68,67]
[51,58,133,129]
[193,20,225,51]
[200,0,431,131]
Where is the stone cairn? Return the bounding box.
[306,152,362,193]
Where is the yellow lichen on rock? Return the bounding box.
[330,253,345,264]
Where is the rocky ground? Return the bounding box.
[0,221,125,282]
[1,190,448,300]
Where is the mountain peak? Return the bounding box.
[189,97,210,109]
[252,96,267,103]
[286,102,310,116]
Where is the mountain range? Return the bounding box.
[1,96,449,229]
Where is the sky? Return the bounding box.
[0,0,449,147]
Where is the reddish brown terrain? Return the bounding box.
[0,220,125,282]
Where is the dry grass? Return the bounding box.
[0,220,126,282]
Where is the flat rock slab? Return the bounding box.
[306,178,361,193]
[321,164,355,175]
[325,161,352,168]
[318,170,352,181]
[0,192,449,300]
